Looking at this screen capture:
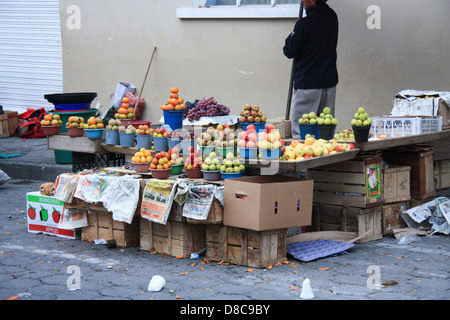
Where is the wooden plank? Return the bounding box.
[101,143,139,156]
[0,114,9,138]
[246,149,360,171]
[48,134,105,153]
[307,170,365,185]
[356,130,450,152]
[287,231,357,244]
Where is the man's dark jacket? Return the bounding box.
[283,4,339,90]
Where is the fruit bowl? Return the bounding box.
[42,125,61,136]
[238,147,258,159]
[169,163,184,175]
[201,170,221,181]
[84,128,104,140]
[240,121,266,132]
[67,126,84,137]
[132,162,150,173]
[221,171,243,180]
[150,168,171,179]
[185,168,203,179]
[260,147,281,160]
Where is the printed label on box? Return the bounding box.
[366,166,382,199]
[26,192,81,239]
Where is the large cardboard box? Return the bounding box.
[223,175,313,231]
[26,192,81,239]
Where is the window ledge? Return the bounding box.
[176,6,300,19]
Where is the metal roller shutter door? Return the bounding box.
[0,0,63,113]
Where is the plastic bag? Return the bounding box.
[0,169,10,186]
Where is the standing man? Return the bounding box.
[283,0,339,139]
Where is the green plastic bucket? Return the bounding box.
[52,109,99,164]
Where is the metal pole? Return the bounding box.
[285,2,304,121]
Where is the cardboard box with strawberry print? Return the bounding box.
[26,192,81,239]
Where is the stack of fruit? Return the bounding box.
[351,107,372,127]
[115,96,135,120]
[66,116,85,137]
[238,104,267,124]
[201,151,222,181]
[135,124,153,135]
[220,152,245,179]
[131,148,153,173]
[84,116,104,129]
[334,129,355,141]
[280,137,355,161]
[152,127,170,138]
[237,124,259,159]
[41,113,62,136]
[105,119,121,130]
[351,106,372,142]
[184,146,203,178]
[317,107,338,125]
[41,113,62,127]
[168,147,184,175]
[257,125,284,159]
[118,125,136,134]
[183,97,230,122]
[160,87,187,111]
[298,112,319,125]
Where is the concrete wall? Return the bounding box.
[59,0,450,130]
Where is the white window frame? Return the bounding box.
[177,0,302,19]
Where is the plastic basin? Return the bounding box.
[185,168,203,179]
[84,128,104,140]
[42,125,61,136]
[105,130,119,145]
[201,170,221,181]
[151,168,171,179]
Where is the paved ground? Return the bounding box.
[0,136,449,305]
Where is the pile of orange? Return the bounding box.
[115,96,136,120]
[132,148,153,164]
[41,113,62,126]
[66,116,85,128]
[160,87,187,111]
[85,116,104,129]
[150,151,173,170]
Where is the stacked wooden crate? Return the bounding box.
[305,153,384,243]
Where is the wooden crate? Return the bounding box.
[140,218,205,258]
[205,225,287,268]
[434,159,450,190]
[82,206,140,247]
[383,146,435,199]
[382,201,408,235]
[310,203,382,243]
[185,198,224,225]
[383,165,411,203]
[305,155,384,208]
[0,113,9,138]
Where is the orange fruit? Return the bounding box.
[122,97,130,103]
[160,104,167,110]
[168,98,178,106]
[97,123,104,129]
[167,104,175,111]
[87,117,97,125]
[170,87,179,94]
[127,107,134,114]
[177,97,184,104]
[118,107,128,114]
[170,93,178,99]
[175,104,182,111]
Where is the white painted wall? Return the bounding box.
[59,0,450,130]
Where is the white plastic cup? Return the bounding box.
[148,275,166,292]
[300,278,315,299]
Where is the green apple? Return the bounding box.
[323,107,331,114]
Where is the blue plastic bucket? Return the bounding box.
[84,128,104,140]
[299,124,320,140]
[261,147,281,160]
[163,110,184,130]
[168,137,181,150]
[105,130,119,145]
[221,171,243,180]
[136,134,152,149]
[119,132,136,148]
[238,147,258,159]
[153,136,168,152]
[240,121,266,133]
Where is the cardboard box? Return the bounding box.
[267,117,292,139]
[391,90,450,128]
[26,192,81,239]
[223,175,313,231]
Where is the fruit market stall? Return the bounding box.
[37,85,450,268]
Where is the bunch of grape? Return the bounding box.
[184,97,230,121]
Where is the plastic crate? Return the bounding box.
[370,116,442,138]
